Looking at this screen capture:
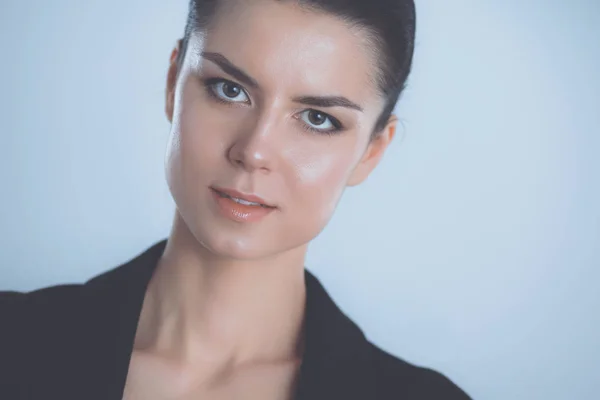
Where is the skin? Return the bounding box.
[124,0,397,398]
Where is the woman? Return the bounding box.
[1,0,472,398]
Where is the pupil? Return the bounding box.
[223,83,240,98]
[308,111,326,125]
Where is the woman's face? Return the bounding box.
[165,0,396,260]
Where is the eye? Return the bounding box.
[206,78,250,104]
[298,109,342,133]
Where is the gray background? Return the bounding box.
[1,0,599,398]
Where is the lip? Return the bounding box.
[210,186,277,223]
[210,186,276,208]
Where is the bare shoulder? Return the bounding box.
[369,344,472,400]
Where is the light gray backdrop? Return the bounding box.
[1,1,599,399]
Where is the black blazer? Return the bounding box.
[1,240,471,399]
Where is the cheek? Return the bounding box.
[165,103,226,210]
[286,139,359,220]
[167,87,227,180]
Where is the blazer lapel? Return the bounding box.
[83,240,165,399]
[295,271,377,400]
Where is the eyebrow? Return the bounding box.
[200,51,364,112]
[201,51,259,89]
[292,95,363,112]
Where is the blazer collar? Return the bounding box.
[84,239,377,400]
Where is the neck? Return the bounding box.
[135,212,307,368]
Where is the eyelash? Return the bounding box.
[202,77,345,135]
[296,113,343,136]
[203,77,249,107]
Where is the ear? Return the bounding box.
[347,114,398,187]
[165,40,183,123]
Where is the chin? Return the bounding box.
[173,195,321,262]
[182,215,274,261]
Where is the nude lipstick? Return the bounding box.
[210,187,276,223]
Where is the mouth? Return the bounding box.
[211,187,276,209]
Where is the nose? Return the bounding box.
[227,112,279,173]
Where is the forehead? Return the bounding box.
[192,0,381,107]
